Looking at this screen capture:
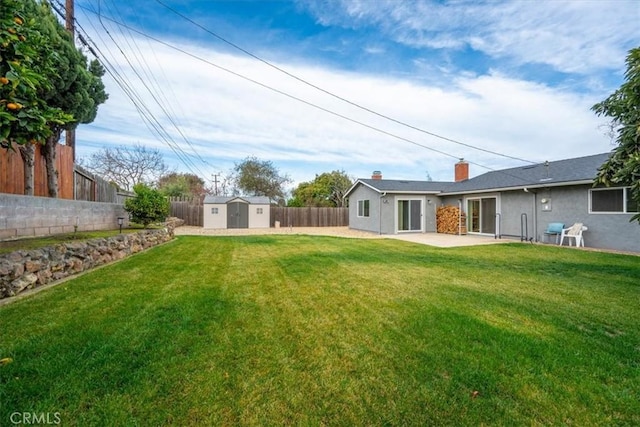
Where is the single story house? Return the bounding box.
[203,196,270,229]
[345,152,640,253]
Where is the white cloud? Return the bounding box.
[77,34,612,189]
[299,0,639,75]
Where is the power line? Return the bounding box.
[75,5,538,185]
[93,1,211,171]
[154,0,537,166]
[75,15,206,178]
[62,0,214,181]
[103,0,193,152]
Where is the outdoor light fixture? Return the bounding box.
[117,217,124,234]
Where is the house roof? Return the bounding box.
[443,152,611,194]
[346,152,611,197]
[356,179,451,194]
[204,196,271,204]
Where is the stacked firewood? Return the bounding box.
[436,206,467,234]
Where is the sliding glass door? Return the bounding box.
[467,197,496,234]
[398,199,422,231]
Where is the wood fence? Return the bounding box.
[170,196,203,226]
[0,143,74,199]
[0,145,135,203]
[74,164,133,203]
[270,207,349,227]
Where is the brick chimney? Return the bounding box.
[455,159,469,182]
[371,170,382,180]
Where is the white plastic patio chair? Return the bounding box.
[559,223,587,247]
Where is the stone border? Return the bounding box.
[0,227,175,303]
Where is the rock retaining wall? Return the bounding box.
[0,227,175,300]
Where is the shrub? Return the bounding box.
[124,184,170,228]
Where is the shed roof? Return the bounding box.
[203,196,271,204]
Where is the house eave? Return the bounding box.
[381,190,442,195]
[439,179,594,196]
[344,180,382,198]
[344,180,445,199]
[345,176,596,199]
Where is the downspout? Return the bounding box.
[524,188,538,241]
[533,191,538,241]
[458,199,463,236]
[379,192,386,235]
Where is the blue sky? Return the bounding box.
[73,0,639,191]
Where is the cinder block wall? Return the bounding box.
[0,194,128,240]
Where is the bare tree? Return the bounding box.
[217,171,238,197]
[80,144,168,191]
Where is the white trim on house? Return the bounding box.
[589,187,639,215]
[348,181,382,195]
[440,180,594,196]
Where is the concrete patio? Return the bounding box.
[174,226,511,248]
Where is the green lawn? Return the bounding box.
[1,236,638,425]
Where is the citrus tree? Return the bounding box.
[0,0,71,148]
[1,0,107,197]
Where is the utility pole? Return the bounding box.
[212,174,219,196]
[65,0,76,161]
[65,0,74,33]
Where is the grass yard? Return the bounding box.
[0,235,639,425]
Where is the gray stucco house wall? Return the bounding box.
[348,184,382,234]
[347,181,440,234]
[346,152,640,253]
[538,184,639,252]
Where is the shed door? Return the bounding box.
[227,202,249,228]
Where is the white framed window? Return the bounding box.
[590,187,638,213]
[357,200,370,217]
[211,207,219,214]
[257,207,263,214]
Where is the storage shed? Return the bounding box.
[203,196,271,229]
